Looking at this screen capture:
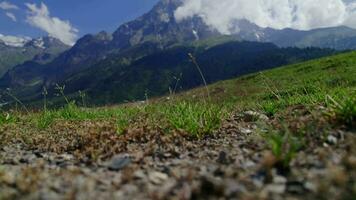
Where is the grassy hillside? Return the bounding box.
[0,51,355,199]
[1,41,336,106]
[1,51,355,132]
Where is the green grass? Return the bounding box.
[326,94,356,127]
[32,101,226,138]
[178,51,355,112]
[1,51,355,138]
[0,112,17,125]
[161,102,227,137]
[264,127,305,169]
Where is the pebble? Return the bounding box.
[286,181,305,194]
[107,154,131,171]
[224,180,246,197]
[243,111,269,122]
[217,151,229,164]
[273,176,287,184]
[304,182,317,192]
[265,183,286,194]
[240,128,253,134]
[148,171,168,185]
[327,135,338,145]
[133,170,146,180]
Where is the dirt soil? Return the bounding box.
[0,110,355,200]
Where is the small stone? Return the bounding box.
[239,128,253,134]
[243,111,269,122]
[224,180,245,197]
[19,154,37,164]
[217,151,228,164]
[273,176,287,184]
[149,171,168,185]
[304,182,317,192]
[265,183,286,194]
[327,135,338,145]
[133,170,146,180]
[286,181,305,194]
[242,160,256,169]
[107,154,131,171]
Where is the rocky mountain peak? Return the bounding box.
[95,31,113,41]
[16,36,69,50]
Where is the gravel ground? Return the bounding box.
[0,110,355,200]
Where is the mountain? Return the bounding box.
[211,20,356,50]
[0,40,336,106]
[0,36,69,78]
[59,42,335,105]
[260,26,356,50]
[111,0,219,49]
[0,0,354,106]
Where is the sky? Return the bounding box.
[1,0,356,46]
[0,0,159,45]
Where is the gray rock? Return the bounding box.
[264,183,286,194]
[217,151,229,164]
[133,170,146,180]
[327,135,338,145]
[107,154,131,171]
[148,171,168,185]
[239,128,253,134]
[243,111,269,122]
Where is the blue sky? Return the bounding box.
[0,0,159,44]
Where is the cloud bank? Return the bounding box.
[175,0,356,34]
[0,34,30,47]
[25,2,78,45]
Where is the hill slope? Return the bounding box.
[0,41,336,106]
[0,51,355,200]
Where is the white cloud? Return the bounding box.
[25,2,78,45]
[0,1,18,10]
[344,2,356,28]
[175,0,356,34]
[5,12,16,22]
[0,34,31,47]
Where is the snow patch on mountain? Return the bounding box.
[192,30,199,40]
[32,38,46,49]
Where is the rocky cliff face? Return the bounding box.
[112,0,219,48]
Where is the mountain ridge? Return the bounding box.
[0,36,70,78]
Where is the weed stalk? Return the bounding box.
[4,88,29,114]
[55,84,70,105]
[42,86,48,112]
[188,53,211,102]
